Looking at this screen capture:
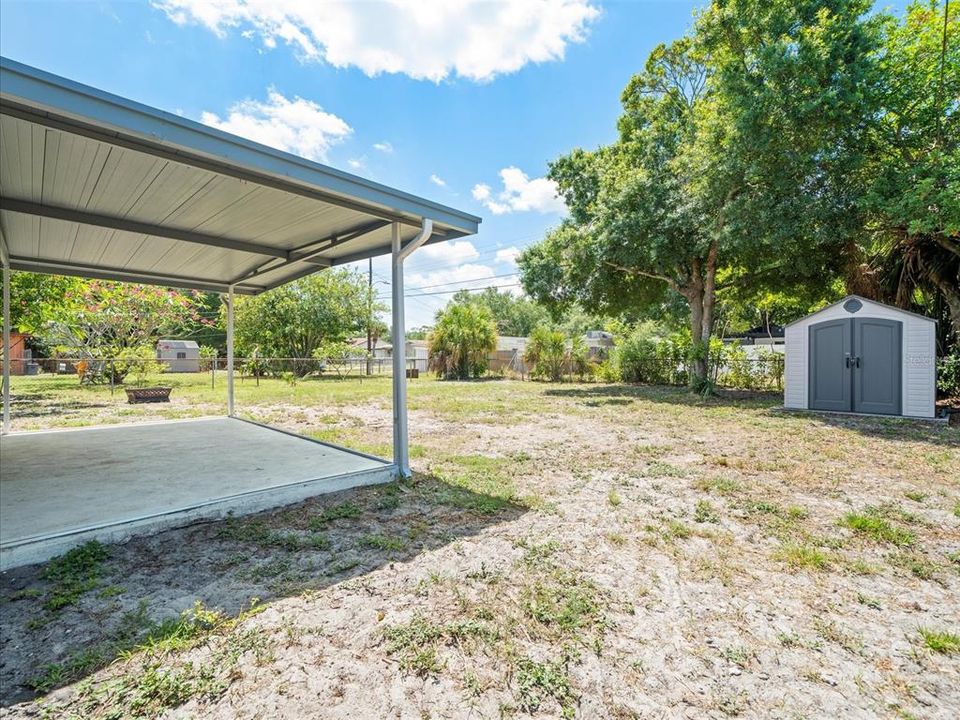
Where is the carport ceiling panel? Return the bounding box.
[3,115,414,259]
[9,117,352,252]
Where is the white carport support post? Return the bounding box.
[391,218,433,477]
[226,284,235,417]
[2,261,10,435]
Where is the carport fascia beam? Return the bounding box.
[0,198,289,259]
[231,219,390,286]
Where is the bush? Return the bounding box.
[243,347,268,379]
[428,303,497,379]
[117,346,166,387]
[525,327,569,381]
[938,347,960,397]
[615,323,690,385]
[198,345,218,371]
[313,339,366,379]
[757,348,785,390]
[595,359,621,382]
[569,335,591,380]
[616,323,662,383]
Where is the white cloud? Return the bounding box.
[407,263,496,292]
[373,141,394,153]
[155,0,600,82]
[200,89,351,162]
[472,166,565,215]
[418,239,480,265]
[429,174,447,188]
[347,158,364,169]
[495,246,521,265]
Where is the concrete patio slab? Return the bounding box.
[0,417,395,569]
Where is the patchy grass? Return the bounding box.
[40,541,109,612]
[695,476,742,496]
[427,453,526,516]
[918,627,960,655]
[694,499,720,523]
[521,571,603,637]
[774,542,830,571]
[29,600,262,700]
[515,655,577,717]
[664,520,692,540]
[59,607,270,719]
[384,615,497,676]
[310,501,363,527]
[219,519,327,551]
[360,533,407,552]
[839,510,915,547]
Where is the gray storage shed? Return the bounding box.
[157,339,200,372]
[784,296,936,418]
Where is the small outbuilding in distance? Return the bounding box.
[784,296,937,419]
[156,339,200,373]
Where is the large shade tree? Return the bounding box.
[232,269,381,376]
[32,279,208,381]
[521,0,888,386]
[448,287,550,337]
[859,1,959,342]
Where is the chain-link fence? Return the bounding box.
[5,349,785,391]
[2,354,427,385]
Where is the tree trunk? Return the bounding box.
[924,259,960,342]
[930,272,960,342]
[687,291,708,382]
[682,242,719,386]
[701,240,718,352]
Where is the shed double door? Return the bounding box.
[808,318,901,415]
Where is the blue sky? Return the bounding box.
[0,0,902,326]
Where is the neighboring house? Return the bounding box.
[406,340,429,372]
[7,331,32,375]
[489,336,530,374]
[156,339,200,372]
[583,329,615,359]
[496,336,529,353]
[348,338,428,372]
[723,324,786,347]
[349,337,391,359]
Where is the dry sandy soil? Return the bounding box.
[1,378,958,719]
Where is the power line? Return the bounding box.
[377,283,522,300]
[371,272,438,313]
[401,271,519,292]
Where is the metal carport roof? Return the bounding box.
[0,56,480,294]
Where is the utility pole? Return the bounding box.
[366,257,373,376]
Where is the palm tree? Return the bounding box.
[428,304,498,379]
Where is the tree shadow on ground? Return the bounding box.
[545,383,959,446]
[8,399,113,420]
[544,382,781,409]
[771,407,959,447]
[0,474,526,707]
